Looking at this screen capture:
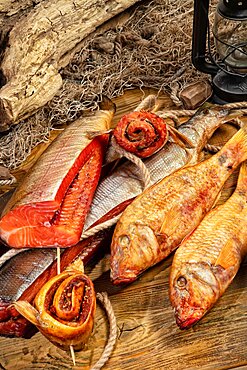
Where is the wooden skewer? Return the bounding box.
[70,344,76,366]
[57,248,76,365]
[57,247,61,275]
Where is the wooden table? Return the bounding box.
[0,90,246,370]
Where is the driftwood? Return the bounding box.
[0,0,141,131]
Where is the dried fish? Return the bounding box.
[170,160,247,329]
[111,124,247,284]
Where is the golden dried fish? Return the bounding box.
[111,124,247,284]
[85,104,231,229]
[169,160,247,329]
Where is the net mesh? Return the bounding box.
[0,0,217,169]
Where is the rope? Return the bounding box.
[0,175,17,186]
[81,214,122,240]
[91,292,117,370]
[170,82,183,107]
[0,248,28,268]
[155,111,182,127]
[204,143,221,153]
[204,116,244,153]
[111,137,151,189]
[224,102,247,110]
[157,109,195,118]
[134,94,157,112]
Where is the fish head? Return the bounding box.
[110,222,160,285]
[169,261,221,329]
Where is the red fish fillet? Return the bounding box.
[0,100,114,248]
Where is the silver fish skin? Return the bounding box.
[84,105,230,229]
[0,249,56,304]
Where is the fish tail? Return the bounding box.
[99,95,116,113]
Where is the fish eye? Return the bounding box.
[176,276,187,288]
[119,235,130,246]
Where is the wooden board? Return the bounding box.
[0,90,247,370]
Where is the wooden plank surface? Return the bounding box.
[0,90,247,370]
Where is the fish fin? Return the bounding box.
[13,301,40,327]
[159,205,181,237]
[214,239,240,270]
[212,190,222,208]
[222,123,247,160]
[86,129,113,140]
[66,258,84,273]
[99,95,116,113]
[236,160,247,192]
[168,125,194,149]
[198,151,205,162]
[225,111,244,120]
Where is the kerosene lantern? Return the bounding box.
[192,0,247,103]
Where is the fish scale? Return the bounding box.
[0,249,56,304]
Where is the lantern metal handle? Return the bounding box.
[192,0,218,75]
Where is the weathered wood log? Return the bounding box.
[0,1,42,68]
[0,0,141,131]
[0,0,41,15]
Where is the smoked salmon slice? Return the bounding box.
[0,98,115,248]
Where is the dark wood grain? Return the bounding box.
[0,90,246,370]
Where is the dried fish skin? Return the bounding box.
[111,124,247,284]
[169,161,247,329]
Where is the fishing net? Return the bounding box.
[0,0,217,170]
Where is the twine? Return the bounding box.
[170,82,183,107]
[91,292,117,370]
[0,175,17,186]
[224,102,247,110]
[110,137,151,189]
[134,94,157,112]
[204,116,244,153]
[81,214,122,240]
[204,143,221,153]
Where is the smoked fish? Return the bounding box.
[0,98,115,248]
[169,160,247,329]
[14,260,96,351]
[113,110,192,158]
[111,123,247,284]
[0,102,233,337]
[85,103,231,230]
